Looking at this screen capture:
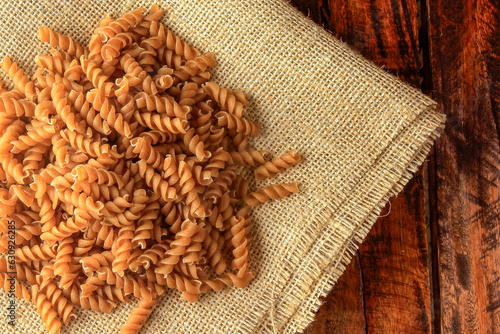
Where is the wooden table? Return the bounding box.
[290,1,500,333]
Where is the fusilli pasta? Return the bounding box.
[0,5,301,334]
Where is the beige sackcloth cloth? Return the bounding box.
[0,0,445,333]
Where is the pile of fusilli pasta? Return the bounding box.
[0,5,301,334]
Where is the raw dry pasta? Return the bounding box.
[0,5,301,334]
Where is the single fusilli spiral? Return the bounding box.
[80,57,114,97]
[120,294,157,334]
[1,119,26,154]
[0,273,31,301]
[80,251,115,274]
[120,54,147,85]
[148,21,199,60]
[203,82,247,117]
[36,54,71,75]
[243,182,299,207]
[203,225,227,275]
[133,160,176,202]
[97,8,145,41]
[37,279,76,324]
[228,216,249,278]
[216,111,260,137]
[39,27,88,59]
[133,109,188,134]
[55,187,105,219]
[134,92,190,120]
[16,244,57,262]
[254,149,302,180]
[229,149,267,167]
[0,97,36,117]
[155,220,197,276]
[1,57,36,101]
[111,224,135,275]
[102,32,137,62]
[60,128,121,159]
[53,237,74,277]
[130,137,164,170]
[67,90,111,135]
[182,128,211,162]
[71,164,123,187]
[12,120,62,154]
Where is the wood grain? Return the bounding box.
[428,0,500,332]
[358,175,432,333]
[293,0,433,333]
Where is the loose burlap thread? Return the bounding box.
[0,0,445,333]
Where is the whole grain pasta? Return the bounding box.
[0,4,301,334]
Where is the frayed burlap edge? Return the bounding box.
[251,104,445,333]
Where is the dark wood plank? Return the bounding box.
[322,0,421,83]
[359,174,432,333]
[294,0,433,333]
[428,0,500,332]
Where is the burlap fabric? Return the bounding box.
[0,0,445,333]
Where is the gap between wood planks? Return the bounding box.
[419,0,441,332]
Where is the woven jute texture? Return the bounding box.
[0,0,446,333]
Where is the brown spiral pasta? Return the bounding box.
[228,216,249,278]
[1,121,26,157]
[37,279,76,324]
[36,54,71,75]
[12,120,61,153]
[229,148,267,167]
[111,225,135,276]
[97,8,145,41]
[16,244,57,262]
[155,220,197,276]
[254,149,302,180]
[31,285,63,334]
[102,32,137,62]
[71,164,124,187]
[87,89,133,137]
[121,293,157,334]
[216,111,261,137]
[80,251,115,274]
[134,92,190,120]
[165,272,202,302]
[133,160,176,202]
[203,82,247,117]
[60,128,121,159]
[40,214,89,244]
[0,97,36,117]
[1,57,36,101]
[182,128,211,162]
[52,82,86,134]
[80,57,114,97]
[243,182,300,207]
[133,109,188,134]
[0,5,301,334]
[129,137,164,170]
[10,212,41,245]
[67,89,112,135]
[38,27,88,59]
[0,273,31,301]
[131,201,159,250]
[53,237,74,277]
